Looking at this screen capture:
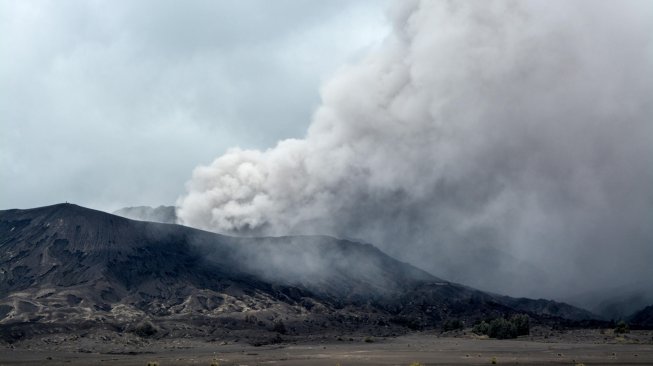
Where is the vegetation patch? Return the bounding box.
[614,320,629,334]
[473,314,530,339]
[442,318,464,331]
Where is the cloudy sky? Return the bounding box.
[1,0,389,211]
[2,0,652,307]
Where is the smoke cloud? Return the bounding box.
[177,1,653,305]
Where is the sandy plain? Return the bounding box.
[1,329,652,365]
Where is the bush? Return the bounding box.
[272,320,287,335]
[443,318,464,331]
[473,321,490,335]
[473,315,529,339]
[614,320,629,334]
[510,314,530,336]
[133,322,157,338]
[488,318,517,339]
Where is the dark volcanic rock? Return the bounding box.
[0,203,599,340]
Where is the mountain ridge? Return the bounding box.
[0,203,599,342]
[629,305,653,328]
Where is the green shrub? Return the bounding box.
[473,321,490,335]
[443,318,464,331]
[510,314,530,336]
[488,318,517,339]
[474,314,529,339]
[614,320,629,334]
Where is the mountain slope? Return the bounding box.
[629,305,653,328]
[0,203,598,341]
[495,296,596,321]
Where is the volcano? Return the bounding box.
[0,203,597,342]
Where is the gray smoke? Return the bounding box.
[113,206,177,224]
[177,0,653,306]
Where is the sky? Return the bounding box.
[0,0,390,211]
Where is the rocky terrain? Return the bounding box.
[0,203,602,345]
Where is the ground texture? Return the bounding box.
[1,329,652,365]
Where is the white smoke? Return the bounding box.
[177,1,653,302]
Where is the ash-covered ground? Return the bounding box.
[1,329,652,365]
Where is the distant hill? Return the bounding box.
[629,305,653,328]
[564,286,653,321]
[0,203,599,342]
[495,296,596,322]
[113,205,176,224]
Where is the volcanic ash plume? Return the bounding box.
[177,1,653,301]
